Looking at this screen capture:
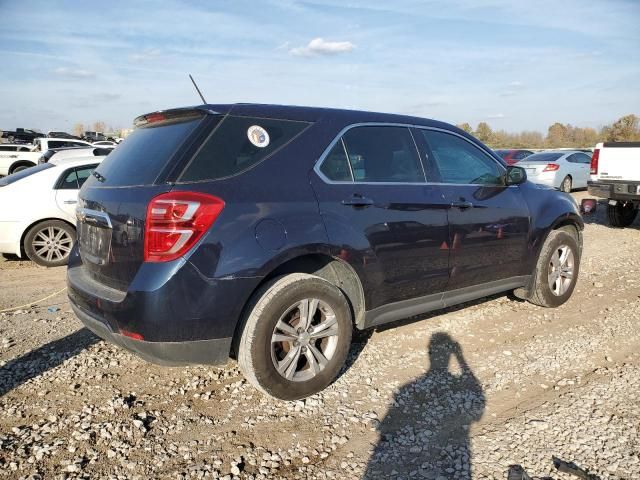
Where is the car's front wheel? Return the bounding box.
[527,227,580,307]
[238,273,353,400]
[24,220,76,267]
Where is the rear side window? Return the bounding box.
[89,118,203,186]
[319,140,352,182]
[179,116,310,182]
[420,130,503,185]
[57,165,99,189]
[341,126,424,183]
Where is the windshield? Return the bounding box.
[0,163,54,186]
[521,152,563,163]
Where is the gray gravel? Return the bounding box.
[1,193,638,479]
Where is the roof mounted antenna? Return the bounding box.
[189,74,207,104]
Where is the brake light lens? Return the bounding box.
[144,191,224,262]
[543,163,560,172]
[590,148,599,175]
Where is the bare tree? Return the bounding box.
[73,123,85,138]
[607,114,640,142]
[92,121,107,133]
[475,122,494,144]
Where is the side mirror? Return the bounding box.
[505,166,527,186]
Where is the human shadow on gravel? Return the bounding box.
[0,328,98,397]
[364,332,485,480]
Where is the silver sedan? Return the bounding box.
[518,150,592,192]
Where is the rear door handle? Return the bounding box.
[450,200,474,209]
[342,195,374,207]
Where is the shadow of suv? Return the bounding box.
[67,104,584,400]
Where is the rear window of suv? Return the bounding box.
[178,116,310,182]
[88,117,203,186]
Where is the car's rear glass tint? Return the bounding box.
[521,152,563,162]
[0,163,54,186]
[178,116,310,182]
[88,117,203,187]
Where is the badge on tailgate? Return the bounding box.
[76,208,113,265]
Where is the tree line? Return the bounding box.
[456,114,640,149]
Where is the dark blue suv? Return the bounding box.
[67,104,583,400]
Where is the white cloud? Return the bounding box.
[487,113,506,119]
[289,37,355,57]
[129,48,162,62]
[53,67,95,79]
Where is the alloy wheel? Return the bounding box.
[32,226,73,264]
[270,298,339,382]
[548,244,574,296]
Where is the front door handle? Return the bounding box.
[450,200,474,209]
[342,195,374,207]
[64,200,78,204]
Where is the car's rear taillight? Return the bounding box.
[590,148,600,175]
[144,191,224,262]
[543,163,560,172]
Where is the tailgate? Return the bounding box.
[597,145,640,182]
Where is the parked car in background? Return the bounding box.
[33,137,93,152]
[67,103,583,400]
[0,156,104,266]
[1,128,45,144]
[83,131,107,142]
[0,138,95,175]
[588,141,640,227]
[47,131,82,140]
[494,149,534,165]
[517,150,592,192]
[0,144,32,153]
[39,146,114,164]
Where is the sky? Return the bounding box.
[1,0,639,134]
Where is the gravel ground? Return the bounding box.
[0,192,638,480]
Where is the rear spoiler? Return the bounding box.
[134,106,220,128]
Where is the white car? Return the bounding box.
[92,140,117,147]
[0,137,94,176]
[38,146,114,164]
[518,150,592,192]
[0,156,103,267]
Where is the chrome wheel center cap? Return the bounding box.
[299,332,311,345]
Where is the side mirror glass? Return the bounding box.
[505,166,527,186]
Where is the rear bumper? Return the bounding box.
[66,247,262,366]
[588,180,640,201]
[71,302,231,366]
[525,172,559,189]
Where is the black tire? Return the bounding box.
[527,227,580,308]
[560,175,572,193]
[607,202,638,228]
[9,162,35,174]
[24,220,76,267]
[238,273,353,400]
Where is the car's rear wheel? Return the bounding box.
[607,202,637,228]
[560,175,572,193]
[24,220,76,267]
[527,228,580,307]
[238,273,352,400]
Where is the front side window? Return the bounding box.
[420,130,503,185]
[341,126,424,183]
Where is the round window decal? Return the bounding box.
[247,125,270,148]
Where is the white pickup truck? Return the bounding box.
[588,141,640,227]
[0,137,92,176]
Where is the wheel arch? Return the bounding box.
[230,252,366,358]
[20,217,76,253]
[9,160,36,174]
